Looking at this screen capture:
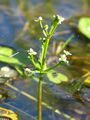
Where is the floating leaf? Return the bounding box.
[0,54,21,65]
[78,17,90,39]
[47,70,68,84]
[0,45,31,66]
[0,46,21,65]
[0,46,14,56]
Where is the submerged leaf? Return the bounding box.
[78,17,90,39]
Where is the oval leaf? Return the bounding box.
[47,70,68,84]
[0,45,31,66]
[78,17,90,39]
[0,54,21,65]
[0,46,14,56]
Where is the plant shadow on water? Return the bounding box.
[0,0,90,120]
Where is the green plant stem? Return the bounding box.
[44,62,61,73]
[41,37,50,70]
[30,55,37,67]
[37,73,43,120]
[38,16,61,120]
[38,36,51,120]
[40,21,47,37]
[59,35,74,53]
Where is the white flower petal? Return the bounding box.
[29,48,37,55]
[59,54,69,64]
[64,50,72,56]
[34,16,43,22]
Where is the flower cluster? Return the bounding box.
[59,50,72,64]
[53,14,65,25]
[28,48,37,56]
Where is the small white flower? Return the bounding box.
[59,54,67,61]
[63,50,72,56]
[38,16,43,21]
[24,68,32,76]
[56,15,65,24]
[34,16,43,22]
[59,54,69,64]
[25,68,31,73]
[43,37,46,41]
[53,15,65,24]
[28,48,37,55]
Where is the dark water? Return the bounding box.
[0,0,90,120]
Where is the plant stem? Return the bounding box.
[59,35,74,53]
[38,15,62,120]
[41,37,50,69]
[44,62,61,73]
[37,73,43,120]
[38,36,51,120]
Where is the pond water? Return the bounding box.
[0,0,90,120]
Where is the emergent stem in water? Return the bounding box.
[37,15,65,120]
[37,73,43,120]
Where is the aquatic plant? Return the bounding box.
[24,15,71,120]
[0,15,72,120]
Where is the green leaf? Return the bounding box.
[0,46,20,65]
[15,66,24,76]
[78,17,90,39]
[0,45,31,66]
[47,70,68,84]
[0,46,14,56]
[0,54,21,65]
[49,16,58,35]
